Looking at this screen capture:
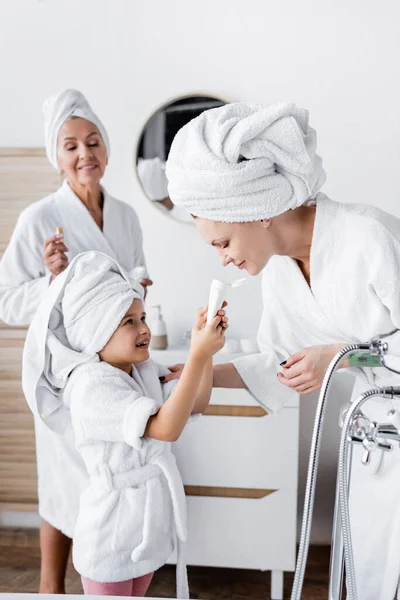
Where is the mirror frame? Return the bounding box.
[134,92,229,226]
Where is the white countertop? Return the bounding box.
[150,347,251,364]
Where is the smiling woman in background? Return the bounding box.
[0,88,152,594]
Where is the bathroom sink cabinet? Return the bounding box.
[153,349,300,600]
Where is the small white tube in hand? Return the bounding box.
[206,277,246,325]
[207,280,228,325]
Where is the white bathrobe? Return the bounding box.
[0,180,147,325]
[233,194,400,600]
[0,180,148,538]
[64,359,188,593]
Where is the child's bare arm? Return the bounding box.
[145,309,225,442]
[145,350,208,442]
[191,358,212,414]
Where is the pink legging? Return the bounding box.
[81,572,154,596]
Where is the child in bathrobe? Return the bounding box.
[22,251,228,598]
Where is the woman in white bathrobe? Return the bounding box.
[0,89,152,594]
[165,102,400,600]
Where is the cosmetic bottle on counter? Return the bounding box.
[150,305,168,350]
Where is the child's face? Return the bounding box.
[99,298,151,369]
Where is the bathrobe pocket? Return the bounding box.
[111,485,147,553]
[111,474,173,560]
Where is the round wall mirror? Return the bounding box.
[136,94,226,225]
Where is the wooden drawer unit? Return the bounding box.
[169,490,297,571]
[0,147,61,510]
[175,408,299,491]
[0,148,61,259]
[0,326,37,509]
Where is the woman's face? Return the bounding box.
[56,117,107,187]
[195,218,275,275]
[99,299,151,368]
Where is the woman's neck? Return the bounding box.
[68,181,103,212]
[274,204,316,285]
[293,206,315,285]
[68,181,103,229]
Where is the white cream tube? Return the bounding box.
[207,280,229,325]
[206,277,246,325]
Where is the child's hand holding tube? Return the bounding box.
[190,302,229,360]
[159,302,228,384]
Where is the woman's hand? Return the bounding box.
[277,343,346,394]
[43,234,69,282]
[161,363,185,384]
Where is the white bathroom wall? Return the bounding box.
[0,0,399,542]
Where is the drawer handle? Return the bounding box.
[204,405,268,417]
[184,486,276,499]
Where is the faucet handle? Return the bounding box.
[361,435,377,465]
[361,449,372,465]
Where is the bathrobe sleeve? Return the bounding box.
[368,224,400,373]
[232,352,295,414]
[69,371,161,450]
[0,206,51,325]
[128,206,148,274]
[231,287,296,414]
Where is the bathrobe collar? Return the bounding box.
[57,180,118,261]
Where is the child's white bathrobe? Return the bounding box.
[232,194,400,600]
[22,252,189,597]
[65,360,188,591]
[0,180,148,538]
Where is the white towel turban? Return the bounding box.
[43,88,111,169]
[22,251,143,433]
[62,257,142,354]
[166,102,326,222]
